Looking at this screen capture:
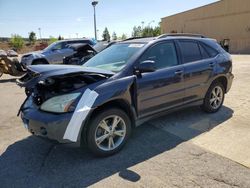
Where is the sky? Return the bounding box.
[0,0,218,39]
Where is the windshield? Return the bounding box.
[83,43,145,72]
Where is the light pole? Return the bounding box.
[141,21,145,29]
[97,29,99,40]
[38,28,42,40]
[92,1,98,40]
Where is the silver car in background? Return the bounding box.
[21,39,96,67]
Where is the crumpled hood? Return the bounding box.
[17,64,114,90]
[28,64,114,76]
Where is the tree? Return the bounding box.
[49,36,58,44]
[132,26,142,37]
[58,35,62,40]
[121,34,127,40]
[102,27,111,41]
[28,31,36,44]
[112,32,117,40]
[142,26,154,37]
[10,34,24,51]
[153,25,161,36]
[131,22,161,38]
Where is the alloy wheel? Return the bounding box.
[94,115,126,151]
[210,86,223,109]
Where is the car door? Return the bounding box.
[136,41,185,117]
[55,42,74,64]
[177,40,215,103]
[47,42,74,64]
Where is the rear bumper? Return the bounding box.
[20,97,74,143]
[226,72,234,93]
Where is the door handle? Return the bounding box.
[209,62,215,67]
[175,70,183,76]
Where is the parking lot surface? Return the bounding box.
[0,55,250,187]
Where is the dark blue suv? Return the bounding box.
[18,34,234,156]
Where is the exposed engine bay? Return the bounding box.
[17,65,113,106]
[34,73,107,105]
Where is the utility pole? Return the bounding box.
[92,1,98,40]
[141,21,145,29]
[38,28,42,40]
[97,29,99,40]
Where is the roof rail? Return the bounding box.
[122,36,150,41]
[157,33,206,39]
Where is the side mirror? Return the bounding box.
[138,60,156,73]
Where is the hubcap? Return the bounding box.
[210,86,223,109]
[95,115,126,151]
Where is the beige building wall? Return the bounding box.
[161,0,250,54]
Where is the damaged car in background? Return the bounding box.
[63,41,116,65]
[20,38,96,68]
[63,43,98,65]
[17,34,234,156]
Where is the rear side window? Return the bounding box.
[179,41,202,63]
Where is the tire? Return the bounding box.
[85,108,131,157]
[0,67,3,77]
[201,82,225,113]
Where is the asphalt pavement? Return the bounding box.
[0,55,250,188]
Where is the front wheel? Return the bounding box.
[86,108,131,157]
[201,82,225,113]
[0,67,3,77]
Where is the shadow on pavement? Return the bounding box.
[0,106,233,187]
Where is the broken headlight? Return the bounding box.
[40,93,81,113]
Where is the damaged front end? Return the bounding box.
[16,65,113,143]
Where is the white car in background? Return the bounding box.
[7,50,18,57]
[20,39,96,67]
[0,50,7,57]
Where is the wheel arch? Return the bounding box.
[211,75,228,92]
[79,98,137,145]
[90,99,136,128]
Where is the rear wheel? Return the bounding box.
[201,82,225,113]
[85,108,131,157]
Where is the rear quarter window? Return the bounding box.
[199,44,210,59]
[202,43,219,57]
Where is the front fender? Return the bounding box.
[65,76,137,143]
[93,76,136,108]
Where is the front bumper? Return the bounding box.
[20,97,74,143]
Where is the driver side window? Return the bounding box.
[140,42,178,70]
